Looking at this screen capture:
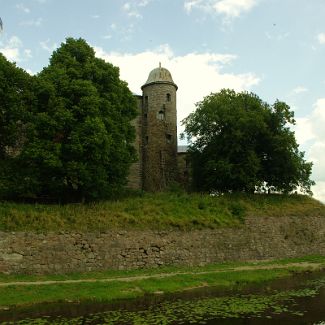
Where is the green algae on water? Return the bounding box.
[2,286,322,325]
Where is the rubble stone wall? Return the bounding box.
[1,215,325,274]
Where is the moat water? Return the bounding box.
[1,271,325,324]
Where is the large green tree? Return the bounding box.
[0,53,34,158]
[182,89,314,195]
[7,38,137,201]
[0,54,36,198]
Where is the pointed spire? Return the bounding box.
[159,62,161,69]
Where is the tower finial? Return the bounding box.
[159,62,161,68]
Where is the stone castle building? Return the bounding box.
[127,64,188,191]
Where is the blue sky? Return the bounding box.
[1,0,325,201]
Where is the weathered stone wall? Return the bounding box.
[127,66,179,192]
[177,152,190,187]
[127,95,143,190]
[1,215,325,275]
[142,82,178,191]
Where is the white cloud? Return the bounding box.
[94,44,260,136]
[101,23,117,40]
[0,36,23,61]
[122,3,142,19]
[184,0,203,12]
[128,11,142,19]
[285,86,308,115]
[0,47,20,62]
[309,142,325,182]
[214,0,257,18]
[91,14,100,19]
[16,3,31,13]
[317,33,325,44]
[312,181,325,203]
[294,117,314,146]
[102,34,112,40]
[137,0,151,7]
[265,31,290,41]
[20,18,43,27]
[292,86,308,94]
[108,23,135,42]
[310,98,325,140]
[123,2,131,11]
[0,36,34,63]
[122,0,152,19]
[295,98,325,202]
[25,68,36,75]
[24,49,32,58]
[184,0,258,18]
[6,36,22,48]
[40,39,57,52]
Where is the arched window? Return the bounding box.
[166,93,171,102]
[157,110,165,120]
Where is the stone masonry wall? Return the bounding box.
[1,215,325,274]
[142,82,178,191]
[127,95,143,190]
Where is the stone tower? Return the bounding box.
[141,64,178,191]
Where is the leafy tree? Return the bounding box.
[10,38,137,201]
[0,53,34,158]
[182,89,314,195]
[0,54,35,198]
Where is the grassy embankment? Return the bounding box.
[0,193,324,307]
[0,255,325,308]
[0,192,324,232]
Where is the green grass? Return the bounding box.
[0,268,297,307]
[0,255,324,307]
[1,254,324,283]
[0,192,324,232]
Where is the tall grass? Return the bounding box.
[0,192,323,232]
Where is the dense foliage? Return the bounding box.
[182,89,314,194]
[0,38,137,201]
[0,54,34,158]
[0,53,36,198]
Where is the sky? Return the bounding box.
[0,0,325,202]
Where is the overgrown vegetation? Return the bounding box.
[0,192,323,232]
[0,38,137,202]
